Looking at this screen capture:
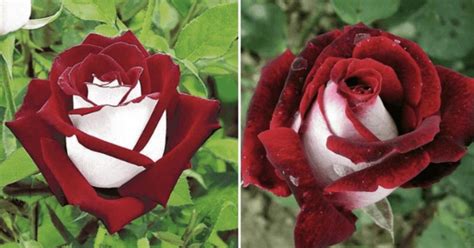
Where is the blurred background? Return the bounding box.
[0,0,237,247]
[241,0,474,247]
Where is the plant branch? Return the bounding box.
[140,0,157,42]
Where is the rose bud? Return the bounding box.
[0,0,31,35]
[7,31,220,233]
[243,24,474,247]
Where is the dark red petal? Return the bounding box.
[99,42,146,72]
[82,31,149,57]
[119,94,220,205]
[242,50,295,196]
[307,25,381,86]
[40,138,155,233]
[381,32,441,119]
[325,149,431,193]
[435,66,474,146]
[269,57,308,128]
[270,30,342,129]
[352,36,422,110]
[295,196,356,248]
[258,128,356,248]
[300,57,341,118]
[68,54,125,94]
[422,66,474,163]
[402,162,460,188]
[49,45,102,83]
[6,80,64,201]
[133,54,180,152]
[326,115,440,164]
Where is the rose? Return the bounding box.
[243,24,474,247]
[7,31,220,232]
[0,0,31,35]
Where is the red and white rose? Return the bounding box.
[243,24,474,247]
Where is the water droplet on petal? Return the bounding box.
[354,33,371,44]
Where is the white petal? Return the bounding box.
[323,82,361,139]
[67,97,167,187]
[333,186,395,209]
[86,79,129,106]
[123,82,142,102]
[66,135,145,188]
[0,0,31,35]
[356,97,398,140]
[72,95,94,109]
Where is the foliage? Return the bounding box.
[241,0,474,247]
[0,0,238,247]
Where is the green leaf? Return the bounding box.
[417,219,466,248]
[154,232,184,246]
[361,198,394,242]
[137,237,150,248]
[23,4,63,30]
[94,24,120,37]
[153,0,180,31]
[411,0,474,60]
[214,75,237,103]
[331,0,400,24]
[204,138,238,165]
[94,225,127,248]
[117,0,148,21]
[180,74,208,98]
[0,34,16,74]
[167,175,193,206]
[175,3,238,61]
[64,0,117,24]
[0,148,39,188]
[142,33,172,53]
[242,2,287,58]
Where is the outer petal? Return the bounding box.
[119,94,220,205]
[242,50,295,196]
[82,31,149,57]
[325,149,431,193]
[404,66,474,186]
[258,128,356,248]
[40,138,155,233]
[6,79,64,201]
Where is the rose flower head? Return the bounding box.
[7,31,220,233]
[243,24,474,247]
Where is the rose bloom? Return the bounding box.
[243,24,474,247]
[7,31,220,232]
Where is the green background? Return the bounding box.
[241,0,474,247]
[0,0,238,247]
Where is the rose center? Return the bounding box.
[345,77,373,95]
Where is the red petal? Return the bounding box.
[403,162,460,188]
[99,42,146,72]
[242,50,295,196]
[119,94,220,205]
[49,45,102,83]
[133,54,180,152]
[381,32,441,119]
[325,149,431,193]
[326,115,440,164]
[40,138,155,233]
[6,79,64,201]
[258,127,356,247]
[82,31,149,56]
